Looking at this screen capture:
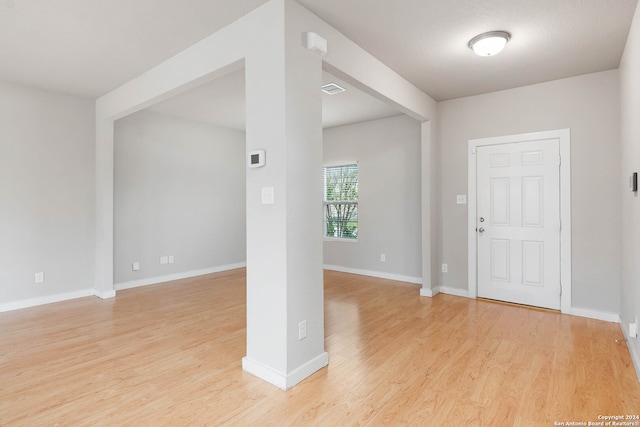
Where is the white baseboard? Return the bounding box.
[421,286,469,298]
[115,262,247,291]
[285,352,329,390]
[621,321,640,382]
[0,263,247,313]
[95,289,116,299]
[323,264,421,285]
[0,288,95,313]
[440,286,471,298]
[419,287,618,323]
[420,286,469,298]
[420,286,440,297]
[242,352,329,390]
[569,307,620,323]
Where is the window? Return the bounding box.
[323,163,358,240]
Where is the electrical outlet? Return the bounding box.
[34,272,45,283]
[299,320,307,340]
[168,255,174,264]
[380,254,386,262]
[442,264,448,273]
[160,256,168,265]
[132,262,140,271]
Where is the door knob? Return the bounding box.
[479,217,485,222]
[478,227,485,233]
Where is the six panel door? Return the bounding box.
[476,138,561,310]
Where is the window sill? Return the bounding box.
[323,237,358,243]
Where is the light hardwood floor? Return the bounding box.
[1,269,639,426]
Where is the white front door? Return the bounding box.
[476,138,561,310]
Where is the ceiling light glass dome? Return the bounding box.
[468,31,511,56]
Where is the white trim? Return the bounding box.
[440,286,471,298]
[242,352,329,391]
[242,357,287,390]
[95,289,116,299]
[322,160,358,168]
[0,264,245,313]
[284,352,329,390]
[115,262,247,291]
[558,130,572,314]
[421,286,472,298]
[324,264,422,285]
[468,129,572,313]
[323,237,358,243]
[0,289,95,313]
[621,322,640,381]
[569,307,620,323]
[420,287,440,297]
[323,163,359,242]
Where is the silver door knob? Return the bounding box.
[478,227,485,233]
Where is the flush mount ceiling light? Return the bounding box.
[321,83,346,95]
[468,31,511,56]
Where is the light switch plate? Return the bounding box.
[456,195,467,205]
[261,187,274,204]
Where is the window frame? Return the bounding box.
[322,161,359,242]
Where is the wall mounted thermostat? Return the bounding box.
[248,150,265,168]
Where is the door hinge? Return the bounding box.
[560,283,562,296]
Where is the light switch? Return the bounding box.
[456,195,467,205]
[261,187,274,204]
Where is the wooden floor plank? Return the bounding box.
[1,268,639,426]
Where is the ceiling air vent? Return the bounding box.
[321,83,346,95]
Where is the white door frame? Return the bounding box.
[467,129,571,313]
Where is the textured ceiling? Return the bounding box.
[0,0,637,126]
[0,0,269,97]
[299,0,638,100]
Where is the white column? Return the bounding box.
[94,117,116,299]
[242,0,327,390]
[420,120,440,297]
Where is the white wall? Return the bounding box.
[438,70,621,314]
[114,111,423,287]
[323,115,422,282]
[114,110,246,286]
[0,81,95,307]
[619,2,640,373]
